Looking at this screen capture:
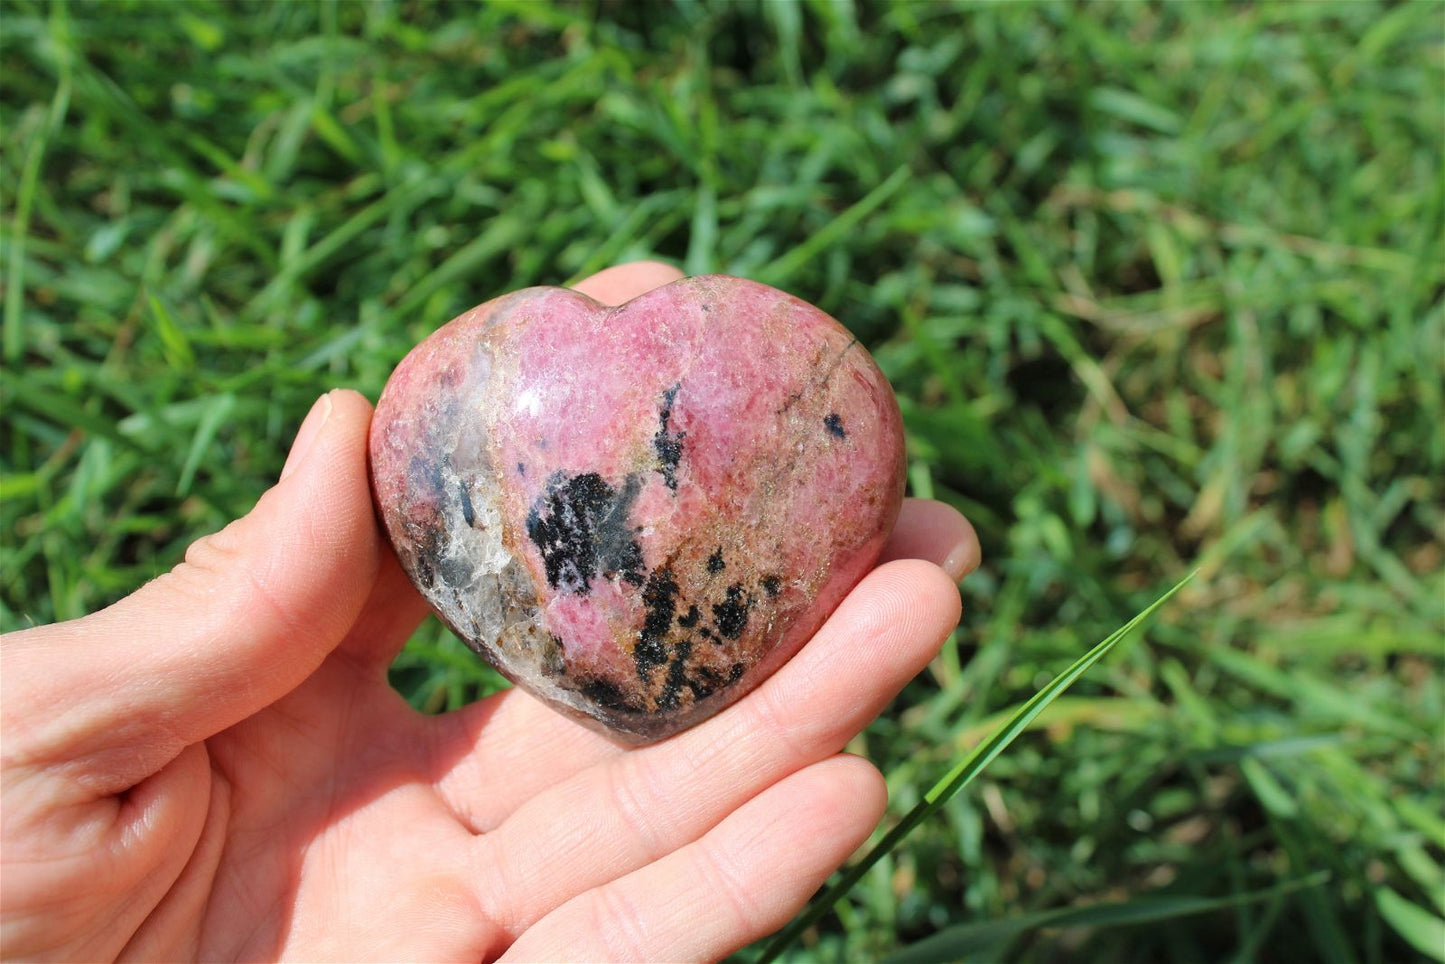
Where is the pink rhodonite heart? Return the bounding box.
[369,275,905,743]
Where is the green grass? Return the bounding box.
[2,1,1442,961]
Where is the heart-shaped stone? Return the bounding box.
[369,275,904,743]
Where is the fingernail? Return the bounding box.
[941,539,982,583]
[281,392,333,481]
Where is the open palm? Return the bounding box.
[1,264,976,962]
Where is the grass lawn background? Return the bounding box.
[2,1,1441,960]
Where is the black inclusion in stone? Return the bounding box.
[712,583,753,640]
[677,604,701,628]
[653,383,686,491]
[410,526,475,594]
[458,481,475,527]
[581,678,643,714]
[688,665,722,700]
[659,640,693,710]
[761,574,782,598]
[410,528,439,590]
[824,412,847,439]
[636,567,679,680]
[526,471,644,594]
[707,547,725,574]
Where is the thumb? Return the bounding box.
[1,390,382,795]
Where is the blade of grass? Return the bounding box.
[5,12,72,362]
[883,872,1330,964]
[1374,888,1445,963]
[758,569,1197,963]
[176,393,236,497]
[754,165,911,288]
[148,293,197,372]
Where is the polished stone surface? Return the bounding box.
[370,275,905,743]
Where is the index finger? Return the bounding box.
[570,261,685,306]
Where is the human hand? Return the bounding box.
[0,262,979,962]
